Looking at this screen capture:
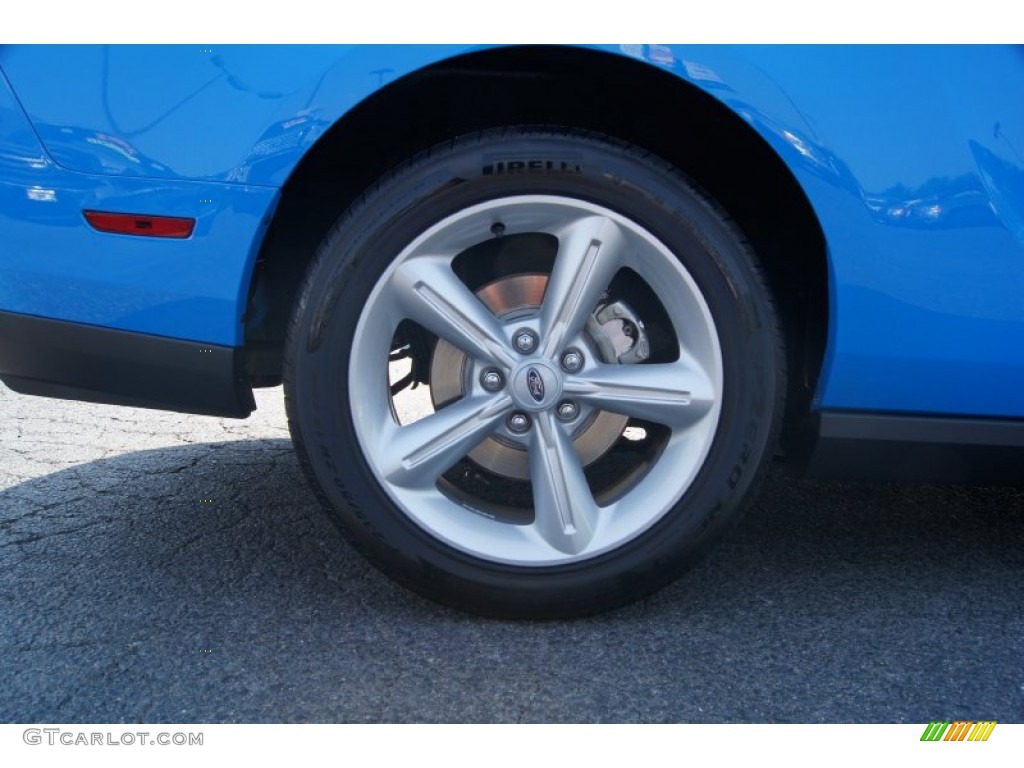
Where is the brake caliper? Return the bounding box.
[585,300,651,365]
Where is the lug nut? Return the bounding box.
[560,349,584,373]
[556,401,579,422]
[480,368,504,392]
[507,412,532,434]
[513,329,538,354]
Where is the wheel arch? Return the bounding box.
[244,44,828,450]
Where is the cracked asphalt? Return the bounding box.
[1,382,1023,723]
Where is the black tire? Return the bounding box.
[284,127,784,618]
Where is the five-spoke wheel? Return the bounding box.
[350,196,721,565]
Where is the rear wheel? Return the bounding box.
[284,128,783,618]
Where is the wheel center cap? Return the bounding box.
[510,359,562,410]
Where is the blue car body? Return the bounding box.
[2,44,1023,479]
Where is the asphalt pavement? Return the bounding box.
[1,383,1022,723]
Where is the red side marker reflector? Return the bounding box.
[83,210,195,239]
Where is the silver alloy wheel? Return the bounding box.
[349,195,723,566]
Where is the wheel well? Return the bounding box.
[245,45,827,444]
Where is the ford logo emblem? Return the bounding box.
[526,367,545,402]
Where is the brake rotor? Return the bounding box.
[429,273,629,481]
